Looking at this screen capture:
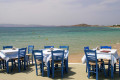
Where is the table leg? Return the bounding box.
[111,64,114,78]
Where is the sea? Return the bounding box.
[0,27,120,54]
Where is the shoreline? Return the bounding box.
[69,43,120,63]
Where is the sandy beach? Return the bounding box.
[0,43,120,80]
[1,63,120,80]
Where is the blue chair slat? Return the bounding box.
[84,46,89,50]
[44,46,54,49]
[28,45,34,54]
[3,46,13,50]
[100,46,111,49]
[59,46,69,73]
[51,50,64,78]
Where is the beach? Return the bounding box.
[1,63,120,80]
[0,27,120,80]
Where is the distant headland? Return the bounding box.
[0,24,120,27]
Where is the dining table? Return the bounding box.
[82,48,119,78]
[0,48,19,62]
[35,48,69,66]
[0,48,20,73]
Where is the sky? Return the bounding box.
[0,0,120,26]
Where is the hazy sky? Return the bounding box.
[0,0,120,26]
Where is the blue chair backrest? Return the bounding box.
[33,50,43,62]
[84,46,89,50]
[51,50,64,61]
[100,46,111,49]
[59,46,69,51]
[18,48,27,58]
[3,46,13,50]
[44,46,54,49]
[84,50,97,63]
[28,45,34,54]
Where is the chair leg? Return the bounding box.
[96,65,98,80]
[42,63,44,77]
[119,64,120,77]
[14,60,16,67]
[5,61,6,67]
[119,59,120,77]
[6,61,9,73]
[86,63,87,72]
[61,63,64,78]
[40,64,42,73]
[18,60,21,72]
[47,61,50,77]
[26,56,28,67]
[114,63,116,73]
[108,61,110,76]
[111,64,114,78]
[32,55,33,65]
[3,60,5,69]
[87,65,90,78]
[52,63,54,78]
[35,64,38,76]
[24,59,26,70]
[11,60,14,72]
[0,61,2,69]
[103,63,107,77]
[28,56,30,65]
[66,58,68,73]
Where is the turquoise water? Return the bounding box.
[0,27,120,54]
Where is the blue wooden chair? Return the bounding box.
[18,48,27,72]
[8,48,27,72]
[100,46,111,76]
[59,46,69,73]
[33,50,50,77]
[85,50,107,80]
[3,46,13,70]
[26,45,34,65]
[51,50,64,78]
[44,46,54,49]
[84,46,89,72]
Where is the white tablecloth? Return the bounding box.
[0,48,19,61]
[35,48,69,66]
[82,49,119,66]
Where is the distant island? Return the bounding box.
[68,24,103,27]
[107,24,120,27]
[0,24,119,27]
